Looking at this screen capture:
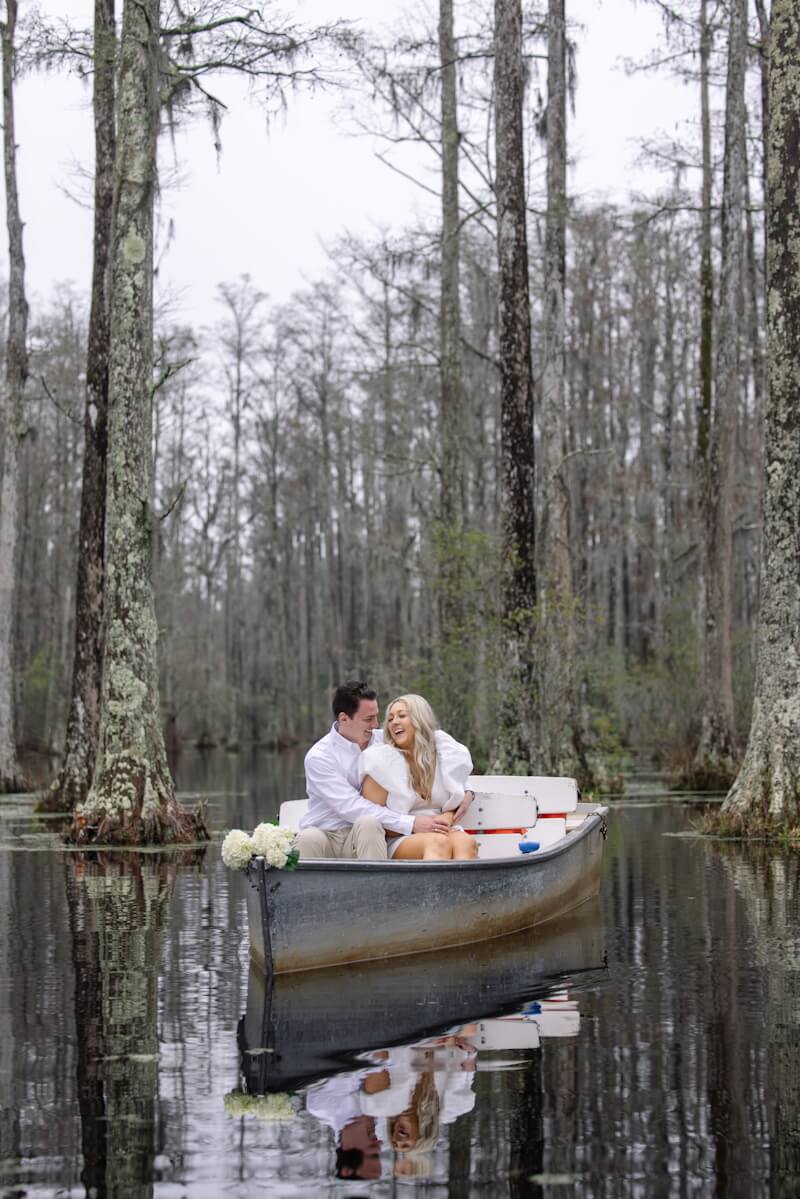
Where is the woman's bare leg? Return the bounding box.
[449,830,478,860]
[392,833,453,861]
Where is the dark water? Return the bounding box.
[2,750,799,1197]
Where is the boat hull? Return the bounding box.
[239,899,605,1091]
[245,803,608,975]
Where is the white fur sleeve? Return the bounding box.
[435,730,474,811]
[358,744,417,812]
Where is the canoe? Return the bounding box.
[244,797,608,976]
[239,899,605,1092]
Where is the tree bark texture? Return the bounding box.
[493,0,539,769]
[538,0,584,777]
[439,0,463,530]
[696,0,714,486]
[45,0,115,811]
[540,0,568,591]
[0,0,29,792]
[70,0,205,844]
[724,0,800,825]
[436,0,470,733]
[693,0,746,786]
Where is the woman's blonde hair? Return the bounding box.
[388,1071,440,1158]
[384,694,439,801]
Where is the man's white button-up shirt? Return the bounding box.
[300,724,414,835]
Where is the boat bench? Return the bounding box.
[462,775,578,858]
[279,775,580,861]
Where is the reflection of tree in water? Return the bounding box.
[715,844,800,1192]
[65,855,183,1198]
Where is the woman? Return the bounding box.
[359,694,477,860]
[360,1036,477,1176]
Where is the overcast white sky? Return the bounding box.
[9,0,696,328]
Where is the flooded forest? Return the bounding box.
[1,0,795,806]
[1,0,800,1193]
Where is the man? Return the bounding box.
[305,1066,384,1181]
[297,680,453,860]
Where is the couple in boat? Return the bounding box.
[296,680,478,861]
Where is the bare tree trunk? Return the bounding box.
[0,0,29,792]
[753,0,769,267]
[723,0,800,827]
[492,0,539,770]
[696,0,714,487]
[538,0,585,777]
[439,0,463,531]
[540,0,569,593]
[217,279,261,750]
[68,0,205,845]
[44,0,115,811]
[436,0,469,733]
[693,0,745,787]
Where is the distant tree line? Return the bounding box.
[11,196,762,774]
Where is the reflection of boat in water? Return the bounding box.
[246,784,608,975]
[469,994,580,1057]
[238,899,605,1093]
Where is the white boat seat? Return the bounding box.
[278,788,572,859]
[468,1006,580,1052]
[467,775,578,815]
[278,799,309,831]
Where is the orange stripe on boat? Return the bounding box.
[464,828,527,836]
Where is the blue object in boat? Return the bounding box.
[518,840,540,853]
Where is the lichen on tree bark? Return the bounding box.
[722,0,800,828]
[67,0,206,845]
[42,0,115,814]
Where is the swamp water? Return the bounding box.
[1,750,799,1197]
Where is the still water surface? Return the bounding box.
[1,749,799,1196]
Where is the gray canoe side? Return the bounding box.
[246,804,608,975]
[240,898,605,1091]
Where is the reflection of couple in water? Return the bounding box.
[297,681,478,862]
[305,1033,477,1180]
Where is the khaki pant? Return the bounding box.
[296,815,388,861]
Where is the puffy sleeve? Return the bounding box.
[435,730,473,812]
[437,1069,477,1123]
[358,744,418,813]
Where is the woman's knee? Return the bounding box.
[422,833,453,860]
[450,831,478,859]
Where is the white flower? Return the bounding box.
[224,1090,295,1121]
[221,828,255,870]
[252,822,296,869]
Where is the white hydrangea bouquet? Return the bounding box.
[223,1090,296,1121]
[221,820,299,872]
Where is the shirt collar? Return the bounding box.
[331,721,360,753]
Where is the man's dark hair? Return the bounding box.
[332,680,377,720]
[335,1146,365,1178]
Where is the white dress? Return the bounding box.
[358,731,473,856]
[360,1041,477,1137]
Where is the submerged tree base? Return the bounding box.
[65,800,209,847]
[63,753,209,847]
[695,807,800,844]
